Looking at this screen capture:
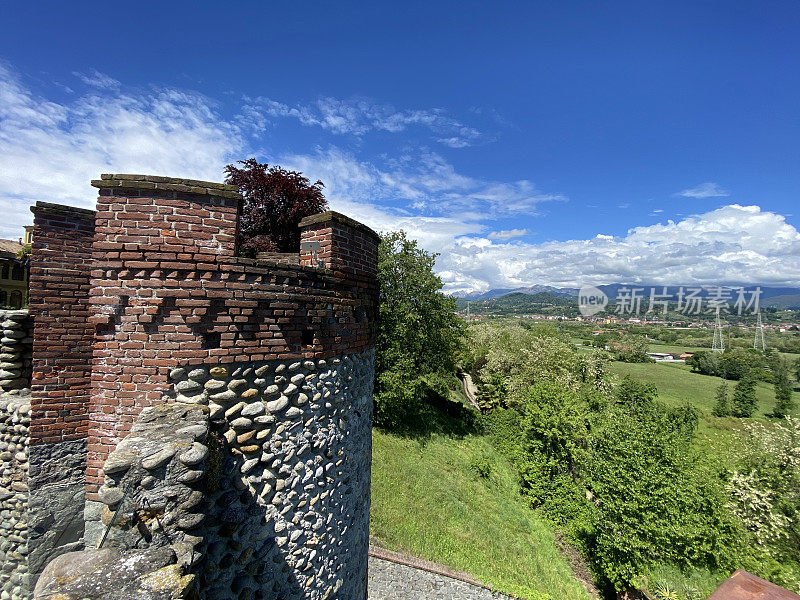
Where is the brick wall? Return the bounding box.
[81,174,379,496]
[299,211,379,282]
[28,202,96,446]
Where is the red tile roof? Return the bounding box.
[0,238,22,256]
[708,570,800,600]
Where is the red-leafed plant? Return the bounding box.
[224,158,328,256]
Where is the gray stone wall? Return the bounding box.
[0,310,32,395]
[0,396,30,600]
[90,348,374,600]
[27,440,87,585]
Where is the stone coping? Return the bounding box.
[91,174,242,199]
[31,201,96,218]
[300,211,381,242]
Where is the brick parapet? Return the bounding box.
[299,211,380,281]
[81,176,378,495]
[28,202,96,446]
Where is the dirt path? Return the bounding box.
[458,371,481,411]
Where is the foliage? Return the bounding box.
[468,322,611,409]
[475,323,744,593]
[688,348,769,381]
[732,371,758,418]
[728,418,800,591]
[374,231,465,428]
[586,399,736,590]
[712,381,732,417]
[15,244,31,260]
[686,351,720,377]
[470,455,493,479]
[773,361,796,418]
[224,158,327,255]
[609,334,652,363]
[615,376,658,410]
[373,363,428,429]
[371,423,593,599]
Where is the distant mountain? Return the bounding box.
[456,285,577,300]
[456,291,577,315]
[457,284,800,303]
[457,288,516,301]
[763,294,800,309]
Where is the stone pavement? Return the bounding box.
[368,547,513,600]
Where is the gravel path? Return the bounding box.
[368,548,513,600]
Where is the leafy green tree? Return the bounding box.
[687,351,720,377]
[773,362,795,418]
[732,370,759,418]
[615,376,658,411]
[712,381,732,417]
[720,349,768,381]
[374,231,465,427]
[611,334,652,363]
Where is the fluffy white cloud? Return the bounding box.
[2,63,797,294]
[0,63,244,238]
[242,96,482,147]
[280,147,563,221]
[677,182,729,198]
[436,205,800,295]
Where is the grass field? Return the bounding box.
[371,427,592,600]
[607,360,799,418]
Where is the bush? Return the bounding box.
[712,381,732,417]
[470,456,492,479]
[732,371,758,418]
[373,366,426,429]
[773,362,796,418]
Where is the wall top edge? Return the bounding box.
[92,174,242,200]
[299,211,381,242]
[30,201,97,218]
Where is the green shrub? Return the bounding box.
[470,455,492,479]
[773,362,796,418]
[712,381,732,417]
[732,371,758,417]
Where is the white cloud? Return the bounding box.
[436,205,800,295]
[278,147,564,222]
[0,63,244,238]
[242,96,482,147]
[72,69,121,90]
[677,182,730,198]
[488,228,529,240]
[2,63,797,294]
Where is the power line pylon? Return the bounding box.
[753,310,766,352]
[712,312,725,353]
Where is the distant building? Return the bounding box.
[0,235,29,309]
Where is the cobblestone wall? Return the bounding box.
[90,348,373,600]
[0,396,31,600]
[0,310,32,395]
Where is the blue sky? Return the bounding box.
[2,1,800,293]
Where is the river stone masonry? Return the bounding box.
[88,349,373,600]
[0,395,30,600]
[0,310,32,395]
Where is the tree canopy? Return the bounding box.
[225,158,328,255]
[374,230,465,427]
